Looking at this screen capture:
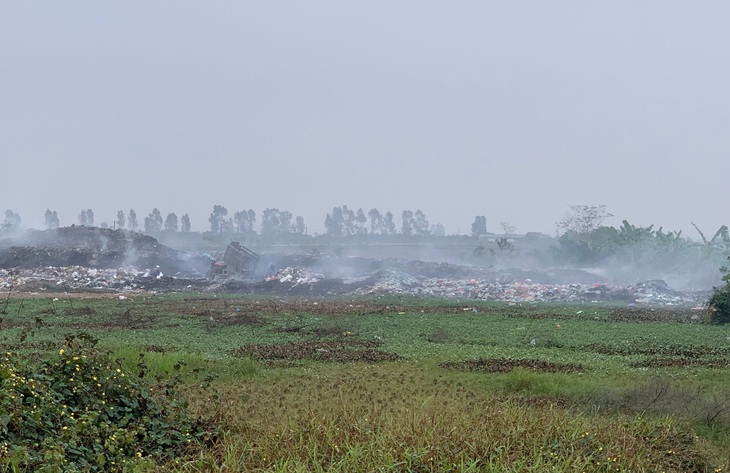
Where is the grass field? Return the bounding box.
[2,293,730,472]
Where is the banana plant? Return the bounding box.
[691,222,730,261]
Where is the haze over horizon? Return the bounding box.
[2,2,728,237]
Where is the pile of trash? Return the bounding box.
[629,279,697,305]
[0,227,210,276]
[0,266,208,293]
[265,266,326,286]
[0,232,709,305]
[352,275,700,305]
[1,266,141,292]
[254,258,702,305]
[365,269,420,292]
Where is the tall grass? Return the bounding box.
[172,363,728,472]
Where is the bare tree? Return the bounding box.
[557,204,612,234]
[500,221,516,235]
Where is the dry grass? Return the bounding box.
[168,363,728,472]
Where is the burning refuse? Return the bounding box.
[0,226,210,276]
[0,226,710,306]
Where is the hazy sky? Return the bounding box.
[2,2,728,236]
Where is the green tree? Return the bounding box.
[164,212,178,232]
[144,208,163,233]
[355,208,367,234]
[708,257,730,325]
[342,206,355,236]
[401,210,414,236]
[233,211,250,233]
[78,209,94,226]
[209,205,228,234]
[413,210,430,235]
[3,209,21,229]
[116,210,126,229]
[325,207,345,237]
[368,208,383,234]
[383,211,396,235]
[180,213,191,232]
[127,209,138,230]
[44,209,59,229]
[261,208,294,237]
[471,216,487,236]
[231,209,257,234]
[294,215,306,235]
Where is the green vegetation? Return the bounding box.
[0,329,217,472]
[1,294,730,471]
[708,257,730,325]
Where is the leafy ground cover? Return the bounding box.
[1,294,730,471]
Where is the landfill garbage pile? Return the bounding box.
[0,227,210,276]
[353,275,701,305]
[629,279,698,305]
[214,264,376,296]
[264,266,326,286]
[218,257,703,305]
[0,266,209,293]
[256,254,492,280]
[0,235,709,305]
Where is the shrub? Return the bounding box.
[424,327,452,343]
[0,332,218,471]
[707,258,730,325]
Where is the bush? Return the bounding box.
[707,258,730,325]
[0,332,218,471]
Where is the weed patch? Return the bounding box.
[630,358,730,369]
[424,327,453,343]
[574,343,730,358]
[441,357,585,374]
[609,307,700,323]
[233,337,399,363]
[63,306,96,316]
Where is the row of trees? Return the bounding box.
[323,206,447,237]
[41,209,193,234]
[5,206,479,238]
[4,204,610,238]
[208,206,306,237]
[5,207,302,236]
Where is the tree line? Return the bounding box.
[1,205,617,239]
[2,205,524,238]
[4,204,730,269]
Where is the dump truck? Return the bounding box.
[208,242,259,278]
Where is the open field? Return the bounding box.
[2,294,730,472]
